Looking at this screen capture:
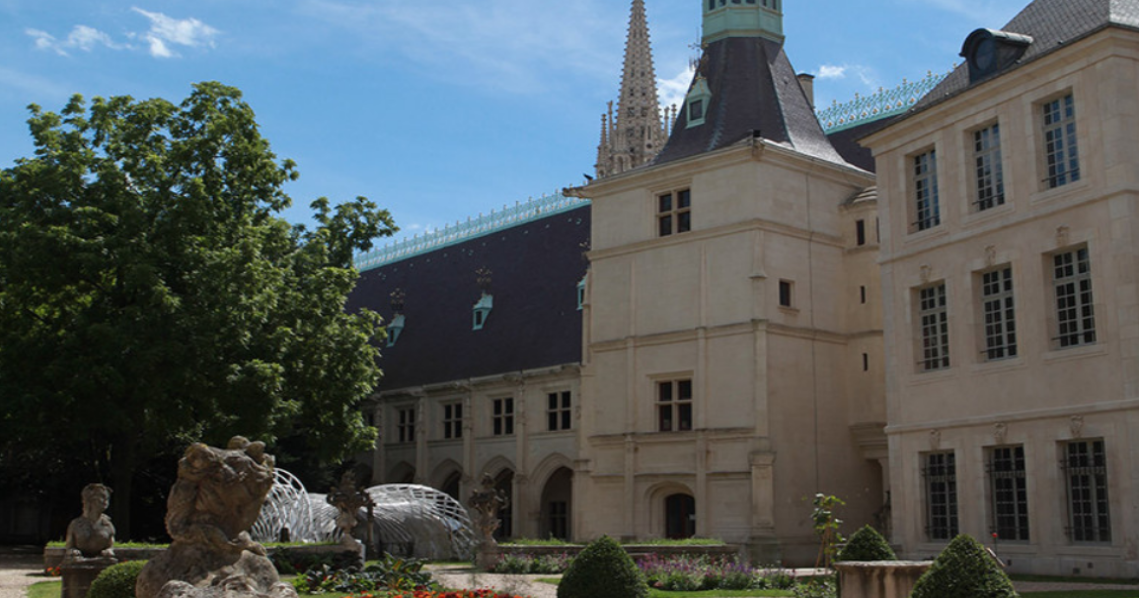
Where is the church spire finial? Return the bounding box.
[594,0,668,179]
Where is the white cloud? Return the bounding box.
[26,25,122,56]
[817,64,846,80]
[131,8,219,58]
[657,65,695,111]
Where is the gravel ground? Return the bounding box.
[0,551,45,598]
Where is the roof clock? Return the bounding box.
[702,0,783,44]
[961,28,1034,83]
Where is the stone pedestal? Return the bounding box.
[834,561,932,598]
[475,545,500,572]
[61,557,116,598]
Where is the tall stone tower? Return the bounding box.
[595,0,671,179]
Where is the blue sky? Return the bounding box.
[1,0,1026,247]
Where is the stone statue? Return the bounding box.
[326,471,374,547]
[65,484,115,560]
[136,437,298,598]
[60,484,117,598]
[468,473,508,570]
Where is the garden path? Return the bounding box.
[0,548,44,598]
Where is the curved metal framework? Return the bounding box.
[253,472,475,561]
[251,468,320,543]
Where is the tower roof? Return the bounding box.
[653,35,847,167]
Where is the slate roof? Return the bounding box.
[653,36,848,167]
[910,0,1139,113]
[347,206,590,391]
[826,117,897,173]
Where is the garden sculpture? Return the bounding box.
[135,436,298,598]
[468,473,508,569]
[64,484,116,561]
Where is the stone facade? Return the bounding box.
[862,0,1139,578]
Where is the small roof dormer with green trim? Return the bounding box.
[703,0,783,44]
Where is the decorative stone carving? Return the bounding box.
[1070,416,1085,438]
[929,429,941,450]
[65,484,116,560]
[1057,225,1071,248]
[468,473,508,570]
[136,437,297,598]
[920,265,932,284]
[985,246,997,268]
[994,422,1008,445]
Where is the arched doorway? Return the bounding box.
[442,472,462,502]
[539,467,573,540]
[665,493,696,539]
[493,469,514,540]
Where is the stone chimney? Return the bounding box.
[797,73,815,110]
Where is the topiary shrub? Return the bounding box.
[557,536,648,598]
[89,560,147,598]
[910,535,1018,598]
[836,525,896,562]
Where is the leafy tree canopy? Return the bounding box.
[0,82,396,537]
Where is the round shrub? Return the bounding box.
[88,560,147,598]
[910,535,1017,598]
[836,525,896,562]
[557,536,648,598]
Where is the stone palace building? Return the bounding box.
[347,0,1139,577]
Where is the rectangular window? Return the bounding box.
[443,403,463,439]
[492,397,514,436]
[1042,94,1080,188]
[856,219,866,246]
[862,353,869,372]
[988,446,1029,541]
[860,286,866,304]
[981,267,1017,360]
[658,189,692,237]
[923,451,959,540]
[1064,440,1110,543]
[918,283,950,371]
[912,149,940,231]
[779,280,794,308]
[397,407,416,443]
[973,123,1005,211]
[547,391,572,431]
[657,379,693,432]
[1053,247,1096,348]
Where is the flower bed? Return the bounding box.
[351,591,527,598]
[637,554,797,592]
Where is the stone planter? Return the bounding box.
[834,561,932,598]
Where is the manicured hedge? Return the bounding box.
[910,534,1017,598]
[557,536,648,598]
[836,525,896,562]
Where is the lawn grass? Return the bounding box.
[27,580,61,598]
[1020,587,1139,592]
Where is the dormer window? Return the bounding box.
[386,314,405,347]
[960,29,1033,84]
[684,77,712,129]
[473,293,493,330]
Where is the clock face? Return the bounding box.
[974,37,996,72]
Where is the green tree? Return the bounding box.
[0,82,396,537]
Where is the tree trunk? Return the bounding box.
[110,440,136,540]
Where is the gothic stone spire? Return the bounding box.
[595,0,669,179]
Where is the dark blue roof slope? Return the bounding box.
[347,206,591,391]
[911,0,1139,113]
